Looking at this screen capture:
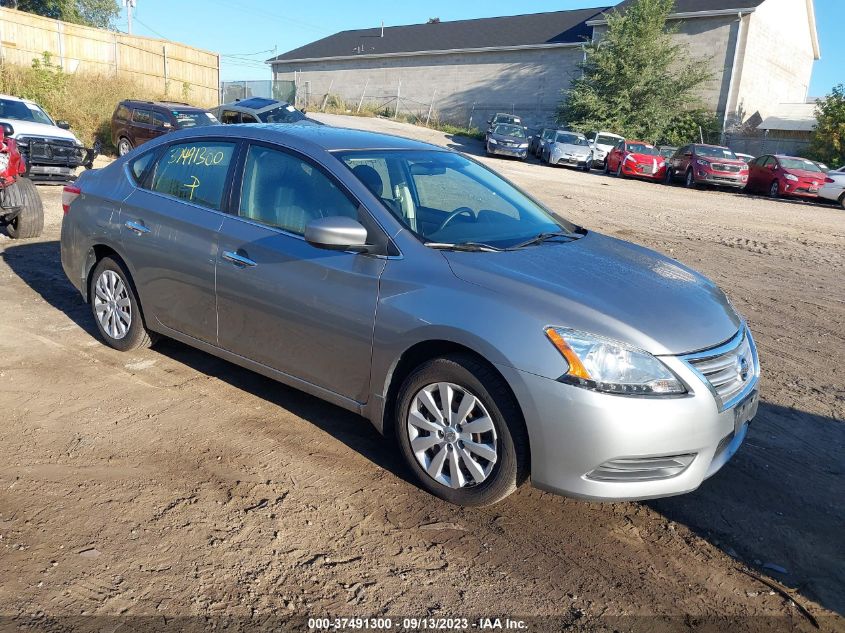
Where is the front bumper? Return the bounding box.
[497,333,759,501]
[488,144,527,158]
[621,162,666,180]
[552,155,590,168]
[18,137,97,181]
[697,170,748,188]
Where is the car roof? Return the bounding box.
[161,123,445,152]
[693,143,730,150]
[219,98,293,113]
[122,100,204,110]
[0,93,37,106]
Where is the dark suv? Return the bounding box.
[111,100,219,156]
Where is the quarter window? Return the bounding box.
[116,105,131,121]
[238,144,358,235]
[129,151,156,184]
[148,141,236,210]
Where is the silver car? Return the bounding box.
[818,165,845,209]
[543,131,592,170]
[60,125,760,506]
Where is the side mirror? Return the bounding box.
[162,122,173,129]
[305,216,371,252]
[1,122,14,136]
[56,120,71,130]
[684,151,693,157]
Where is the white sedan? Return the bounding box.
[818,166,845,209]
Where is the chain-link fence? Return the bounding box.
[219,80,296,105]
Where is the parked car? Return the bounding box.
[0,122,43,238]
[606,140,667,180]
[665,144,749,189]
[486,113,522,135]
[658,146,678,160]
[111,100,220,156]
[486,123,529,160]
[818,166,845,209]
[735,152,755,163]
[0,94,96,182]
[212,97,320,126]
[60,124,759,506]
[543,131,591,169]
[585,131,623,170]
[532,128,563,159]
[813,161,829,172]
[746,154,826,199]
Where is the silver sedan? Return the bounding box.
[60,124,759,506]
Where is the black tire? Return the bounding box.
[685,168,698,189]
[395,354,529,506]
[769,180,780,198]
[4,177,44,239]
[603,160,610,175]
[839,193,845,211]
[616,162,623,178]
[664,168,674,185]
[89,256,155,351]
[117,137,133,157]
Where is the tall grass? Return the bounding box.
[0,53,166,154]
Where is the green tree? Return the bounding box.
[558,0,715,142]
[805,84,845,168]
[1,0,119,30]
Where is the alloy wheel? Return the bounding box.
[118,139,131,156]
[769,180,780,198]
[93,270,132,340]
[407,382,498,489]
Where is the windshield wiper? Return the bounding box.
[425,241,503,252]
[509,231,581,250]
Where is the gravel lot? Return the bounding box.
[1,113,843,632]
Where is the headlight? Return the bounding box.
[784,173,798,182]
[544,327,686,396]
[488,138,498,145]
[624,154,636,163]
[696,159,710,167]
[518,143,529,149]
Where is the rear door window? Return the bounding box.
[221,110,240,124]
[148,141,237,210]
[132,109,153,125]
[152,112,170,128]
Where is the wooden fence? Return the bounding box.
[0,7,220,107]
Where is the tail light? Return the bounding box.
[62,184,81,214]
[825,177,835,184]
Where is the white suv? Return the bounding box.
[586,131,623,170]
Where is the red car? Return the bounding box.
[605,140,667,180]
[666,144,749,189]
[746,154,827,199]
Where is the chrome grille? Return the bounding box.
[712,163,741,173]
[685,328,757,408]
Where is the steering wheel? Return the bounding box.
[437,206,475,232]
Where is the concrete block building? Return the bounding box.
[267,0,819,133]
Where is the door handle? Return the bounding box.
[222,250,257,268]
[125,220,150,235]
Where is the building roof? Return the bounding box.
[613,0,767,13]
[268,7,609,63]
[758,103,818,132]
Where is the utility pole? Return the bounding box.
[123,0,136,35]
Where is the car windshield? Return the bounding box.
[697,146,738,160]
[555,132,586,145]
[257,104,308,124]
[0,98,54,125]
[493,124,525,138]
[339,149,578,249]
[596,134,621,146]
[172,110,218,128]
[494,115,519,125]
[779,157,822,172]
[659,147,677,158]
[626,143,658,155]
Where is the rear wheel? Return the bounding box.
[89,257,154,351]
[395,354,528,506]
[839,193,845,210]
[769,180,780,198]
[4,177,43,239]
[117,137,133,157]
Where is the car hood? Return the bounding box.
[788,169,825,181]
[552,142,590,154]
[443,231,741,355]
[704,157,746,167]
[490,134,527,143]
[0,118,81,143]
[628,152,662,163]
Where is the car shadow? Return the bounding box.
[3,240,843,616]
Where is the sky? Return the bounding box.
[121,0,842,98]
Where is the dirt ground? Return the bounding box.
[0,113,843,632]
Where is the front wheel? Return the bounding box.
[664,168,674,185]
[685,169,698,189]
[117,137,133,157]
[769,180,780,198]
[89,257,155,351]
[395,354,529,506]
[616,162,623,178]
[3,177,44,239]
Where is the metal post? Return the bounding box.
[425,89,437,127]
[357,79,369,113]
[162,45,168,96]
[394,80,401,119]
[321,78,334,111]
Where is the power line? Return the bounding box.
[205,0,330,34]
